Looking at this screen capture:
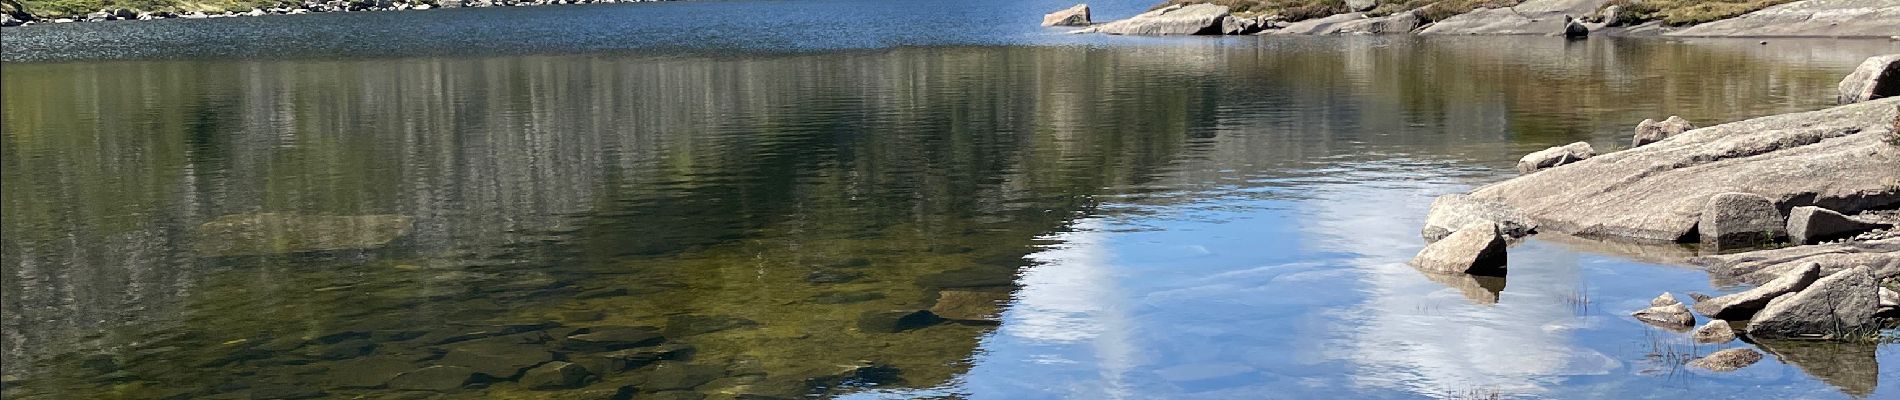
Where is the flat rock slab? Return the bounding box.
[1694,237,1900,285]
[1462,98,1900,243]
[1517,142,1595,174]
[1666,0,1900,38]
[1418,0,1609,35]
[1421,194,1537,242]
[1075,4,1228,35]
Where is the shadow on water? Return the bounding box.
[3,26,1899,399]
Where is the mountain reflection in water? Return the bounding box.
[5,31,1899,400]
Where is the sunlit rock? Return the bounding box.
[1410,223,1508,275]
[1073,4,1228,35]
[1516,142,1595,174]
[1748,266,1881,339]
[1787,206,1891,244]
[1692,262,1819,320]
[1695,237,1900,285]
[1421,194,1536,242]
[1690,320,1736,344]
[1699,192,1787,249]
[1630,303,1694,328]
[1632,116,1694,147]
[194,213,414,256]
[1650,292,1681,307]
[1042,4,1090,27]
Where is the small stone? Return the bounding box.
[1688,348,1762,372]
[1633,116,1695,147]
[1650,292,1681,307]
[1690,321,1736,344]
[1632,303,1695,328]
[857,310,942,333]
[1516,142,1595,174]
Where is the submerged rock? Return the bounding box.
[521,361,591,390]
[1042,3,1090,27]
[572,343,694,374]
[1631,302,1695,328]
[564,326,664,352]
[1417,270,1507,305]
[194,213,414,256]
[639,362,724,391]
[1410,223,1508,275]
[1454,98,1900,243]
[1748,266,1882,339]
[1787,206,1891,244]
[928,289,1011,322]
[1690,320,1736,344]
[1074,4,1228,35]
[665,315,759,337]
[1632,116,1694,147]
[1754,339,1880,397]
[1699,192,1787,249]
[1421,194,1536,242]
[438,341,555,379]
[1687,348,1762,372]
[857,309,943,333]
[1693,262,1820,320]
[387,365,476,391]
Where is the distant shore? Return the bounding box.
[0,0,668,27]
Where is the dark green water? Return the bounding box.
[5,2,1900,399]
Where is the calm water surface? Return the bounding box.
[5,1,1900,399]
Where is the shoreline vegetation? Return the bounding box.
[1052,0,1900,38]
[0,0,666,26]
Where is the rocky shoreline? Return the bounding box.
[1046,0,1900,38]
[1407,54,1900,370]
[0,0,667,27]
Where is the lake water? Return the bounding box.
[4,1,1900,399]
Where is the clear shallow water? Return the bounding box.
[4,1,1900,399]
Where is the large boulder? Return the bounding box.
[1687,348,1762,372]
[1219,15,1269,35]
[1666,0,1900,38]
[1074,4,1229,35]
[1837,54,1900,105]
[1418,0,1610,35]
[1042,4,1090,27]
[1747,266,1882,339]
[194,213,414,256]
[1267,12,1365,35]
[1421,194,1537,242]
[1699,192,1787,249]
[1692,262,1820,320]
[1516,142,1595,174]
[1632,116,1694,147]
[1787,206,1892,244]
[1695,237,1900,285]
[1409,223,1508,275]
[1457,98,1900,243]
